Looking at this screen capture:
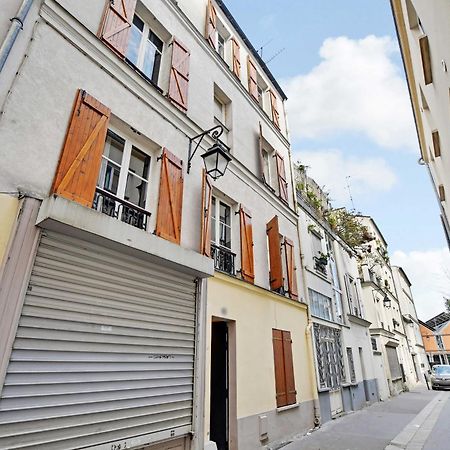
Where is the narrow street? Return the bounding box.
[282,386,449,450]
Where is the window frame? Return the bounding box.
[211,195,233,250]
[97,127,153,212]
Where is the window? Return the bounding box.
[371,337,378,351]
[313,323,345,390]
[311,231,323,257]
[126,14,163,85]
[432,130,441,157]
[436,335,444,350]
[345,275,363,318]
[95,130,152,230]
[213,85,231,145]
[328,240,343,323]
[347,347,356,383]
[217,33,226,59]
[309,289,333,321]
[213,95,226,126]
[211,196,231,249]
[272,329,296,407]
[262,149,271,184]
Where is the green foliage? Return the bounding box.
[325,208,372,249]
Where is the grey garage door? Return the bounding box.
[0,231,196,449]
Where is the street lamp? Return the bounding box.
[187,125,232,180]
[383,294,391,308]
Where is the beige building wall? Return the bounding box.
[0,194,20,268]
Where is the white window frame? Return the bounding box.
[211,195,232,250]
[127,13,164,84]
[97,127,152,212]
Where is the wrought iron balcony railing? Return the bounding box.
[92,187,151,231]
[211,243,236,276]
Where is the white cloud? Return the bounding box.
[283,35,417,151]
[294,148,397,205]
[391,248,450,320]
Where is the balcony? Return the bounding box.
[211,243,236,276]
[92,187,151,231]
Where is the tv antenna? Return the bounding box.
[346,176,356,212]
[257,39,273,59]
[265,47,286,65]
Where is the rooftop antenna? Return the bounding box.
[257,38,273,59]
[346,176,356,212]
[265,47,286,65]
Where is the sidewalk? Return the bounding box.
[281,386,441,450]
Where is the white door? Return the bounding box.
[329,389,343,417]
[0,231,196,450]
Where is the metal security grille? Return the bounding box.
[0,231,196,450]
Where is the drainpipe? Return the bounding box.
[294,195,321,427]
[0,0,34,72]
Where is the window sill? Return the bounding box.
[124,58,163,94]
[276,402,300,413]
[318,387,331,393]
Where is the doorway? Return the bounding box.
[210,321,229,450]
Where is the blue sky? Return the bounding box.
[224,0,450,319]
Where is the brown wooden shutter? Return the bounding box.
[205,0,218,49]
[200,169,213,256]
[432,130,441,157]
[239,205,255,283]
[419,35,432,85]
[269,90,280,129]
[266,216,283,291]
[169,39,190,111]
[272,329,287,407]
[99,0,137,57]
[231,38,241,79]
[284,237,299,300]
[51,89,110,207]
[439,184,446,202]
[282,330,297,405]
[155,148,184,244]
[247,57,259,101]
[275,152,288,202]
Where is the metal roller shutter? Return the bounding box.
[0,231,197,450]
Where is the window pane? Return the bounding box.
[142,41,157,80]
[125,174,147,208]
[211,197,216,244]
[98,159,120,194]
[103,132,124,165]
[219,202,230,225]
[129,147,150,179]
[149,30,163,52]
[220,224,231,248]
[126,17,143,66]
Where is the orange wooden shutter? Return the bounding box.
[169,39,190,111]
[200,169,213,256]
[269,90,280,129]
[284,237,299,300]
[99,0,137,57]
[51,89,110,207]
[275,153,288,202]
[247,57,259,101]
[272,328,287,407]
[266,216,283,291]
[419,35,432,85]
[282,330,297,405]
[205,0,217,49]
[155,148,184,244]
[432,130,441,157]
[239,205,255,283]
[231,38,241,79]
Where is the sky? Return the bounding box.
[224,0,450,320]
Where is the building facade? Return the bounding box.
[420,313,450,367]
[0,1,316,449]
[391,0,450,246]
[296,175,378,424]
[358,217,417,399]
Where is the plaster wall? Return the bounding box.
[0,194,19,268]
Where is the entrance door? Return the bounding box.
[210,321,229,450]
[330,389,343,417]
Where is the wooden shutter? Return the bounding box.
[200,169,213,256]
[247,57,259,101]
[439,185,446,202]
[169,39,190,111]
[266,216,283,291]
[239,205,255,283]
[258,122,266,182]
[284,237,298,300]
[205,0,217,49]
[51,89,110,207]
[419,35,432,85]
[155,148,184,244]
[432,130,441,157]
[99,0,137,57]
[269,90,280,129]
[272,329,296,407]
[231,38,241,79]
[275,152,288,202]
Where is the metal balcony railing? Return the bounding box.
[92,187,151,231]
[211,243,236,276]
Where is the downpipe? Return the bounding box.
[0,0,34,72]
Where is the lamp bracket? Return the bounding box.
[187,124,224,173]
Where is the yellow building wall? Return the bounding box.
[205,273,315,434]
[0,194,19,267]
